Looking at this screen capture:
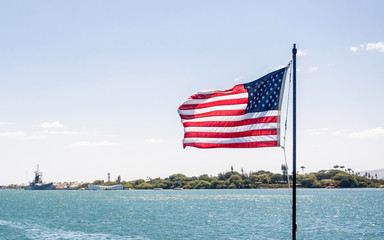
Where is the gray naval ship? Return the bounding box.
[24,165,53,190]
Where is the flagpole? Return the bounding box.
[292,44,297,240]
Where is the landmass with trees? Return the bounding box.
[77,165,384,190]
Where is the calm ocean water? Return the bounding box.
[0,189,383,239]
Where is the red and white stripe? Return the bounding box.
[178,84,281,148]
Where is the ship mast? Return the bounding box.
[34,164,42,184]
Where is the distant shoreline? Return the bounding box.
[3,168,383,190]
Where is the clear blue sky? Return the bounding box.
[1,1,383,184]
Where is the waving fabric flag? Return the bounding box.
[178,66,288,149]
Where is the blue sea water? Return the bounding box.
[0,189,383,239]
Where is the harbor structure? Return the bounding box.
[88,184,123,190]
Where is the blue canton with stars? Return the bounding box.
[244,67,287,113]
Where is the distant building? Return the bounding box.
[53,182,81,190]
[88,185,123,190]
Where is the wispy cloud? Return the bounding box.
[331,130,347,137]
[234,76,243,82]
[309,66,318,73]
[144,138,163,143]
[310,128,329,136]
[25,135,48,140]
[61,131,78,135]
[350,41,384,53]
[350,46,359,52]
[0,130,78,139]
[40,130,79,135]
[366,42,384,52]
[0,122,13,126]
[69,141,121,148]
[0,131,26,137]
[311,127,384,139]
[41,121,64,129]
[349,127,384,139]
[274,65,287,71]
[297,50,307,56]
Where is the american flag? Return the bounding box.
[178,66,288,149]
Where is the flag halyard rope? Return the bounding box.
[282,60,293,205]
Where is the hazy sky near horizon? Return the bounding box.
[1,1,383,185]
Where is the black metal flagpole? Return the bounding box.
[292,44,297,240]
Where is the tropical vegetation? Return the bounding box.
[77,166,384,190]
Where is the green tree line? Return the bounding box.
[77,168,384,189]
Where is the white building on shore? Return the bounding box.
[88,184,123,190]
